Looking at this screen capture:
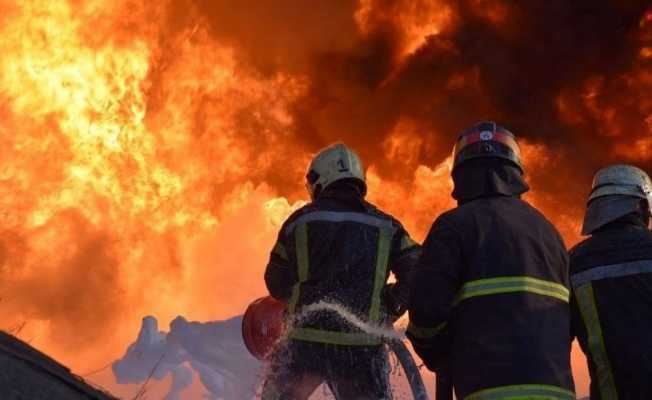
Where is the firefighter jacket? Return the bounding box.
[264,184,420,346]
[570,215,652,400]
[407,159,575,399]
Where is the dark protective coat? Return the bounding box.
[407,159,575,399]
[570,215,652,400]
[262,182,419,399]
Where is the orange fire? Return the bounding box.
[1,0,651,397]
[0,0,307,375]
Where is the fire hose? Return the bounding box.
[243,296,437,400]
[386,339,429,400]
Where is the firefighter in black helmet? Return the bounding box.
[570,164,652,399]
[261,143,420,400]
[407,122,575,399]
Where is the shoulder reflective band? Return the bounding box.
[465,384,575,400]
[571,259,652,287]
[284,211,394,236]
[289,328,382,346]
[456,276,570,304]
[369,228,394,322]
[271,242,288,260]
[288,223,309,315]
[407,321,447,339]
[574,283,619,399]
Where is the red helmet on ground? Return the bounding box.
[452,121,523,173]
[242,296,287,360]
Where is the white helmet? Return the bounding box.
[306,143,366,200]
[582,164,652,235]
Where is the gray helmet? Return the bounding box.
[305,143,366,200]
[581,164,652,235]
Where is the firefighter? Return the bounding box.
[570,164,652,399]
[261,143,420,400]
[407,122,575,399]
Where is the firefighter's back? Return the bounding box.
[570,222,652,400]
[281,193,401,337]
[446,196,574,395]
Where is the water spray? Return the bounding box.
[296,301,404,342]
[243,297,429,400]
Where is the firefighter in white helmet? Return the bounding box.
[570,164,652,399]
[261,143,420,399]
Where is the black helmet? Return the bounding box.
[452,121,523,173]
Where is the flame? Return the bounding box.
[0,0,306,374]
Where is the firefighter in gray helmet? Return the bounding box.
[261,143,420,399]
[571,164,652,399]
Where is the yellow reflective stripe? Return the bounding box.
[289,327,382,346]
[288,223,309,315]
[465,384,575,400]
[575,283,618,400]
[401,234,418,251]
[369,228,393,322]
[288,286,301,315]
[271,241,288,260]
[407,321,447,339]
[457,276,569,304]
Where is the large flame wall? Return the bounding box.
[1,0,651,396]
